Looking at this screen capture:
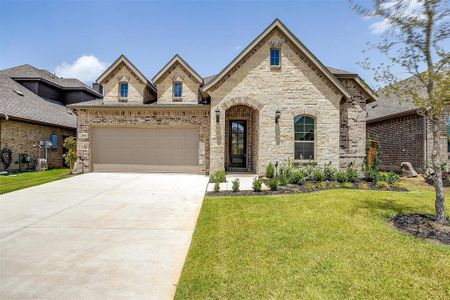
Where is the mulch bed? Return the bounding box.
[391,213,450,245]
[206,181,408,197]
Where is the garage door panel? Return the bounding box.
[92,127,200,173]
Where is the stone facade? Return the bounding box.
[75,108,210,173]
[208,28,344,175]
[101,62,153,103]
[0,120,74,170]
[154,62,202,103]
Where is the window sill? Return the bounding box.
[172,97,183,102]
[118,97,128,102]
[293,159,315,164]
[270,65,281,70]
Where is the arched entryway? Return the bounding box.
[225,105,259,172]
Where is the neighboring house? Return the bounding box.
[0,64,101,170]
[70,19,376,175]
[367,75,449,173]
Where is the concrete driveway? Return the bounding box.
[0,172,208,299]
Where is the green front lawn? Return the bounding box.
[0,169,71,195]
[176,182,450,299]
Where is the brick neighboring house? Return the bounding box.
[366,76,449,173]
[0,64,101,171]
[70,19,376,175]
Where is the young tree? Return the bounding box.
[350,0,449,223]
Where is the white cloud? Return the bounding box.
[54,55,107,83]
[369,0,424,34]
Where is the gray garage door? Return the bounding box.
[91,127,200,173]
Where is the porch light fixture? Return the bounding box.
[275,108,281,123]
[215,107,220,123]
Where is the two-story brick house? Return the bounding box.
[70,19,376,175]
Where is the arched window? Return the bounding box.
[294,115,315,160]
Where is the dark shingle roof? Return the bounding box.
[0,67,77,128]
[366,76,426,122]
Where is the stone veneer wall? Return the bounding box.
[208,29,342,175]
[101,62,153,103]
[0,120,74,170]
[225,105,258,172]
[339,79,369,172]
[155,62,201,103]
[367,113,425,172]
[75,108,210,173]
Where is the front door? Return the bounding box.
[229,120,247,168]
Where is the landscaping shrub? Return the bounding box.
[213,182,220,193]
[312,167,325,182]
[210,170,226,183]
[304,182,315,192]
[265,162,275,178]
[268,177,278,191]
[363,135,381,181]
[357,182,369,190]
[392,182,406,190]
[335,171,349,183]
[279,159,293,179]
[62,137,77,171]
[278,174,288,187]
[328,181,340,189]
[323,163,337,181]
[289,169,306,185]
[386,171,400,184]
[346,164,358,182]
[375,172,388,183]
[375,181,390,190]
[252,177,263,192]
[231,178,240,192]
[341,182,353,189]
[315,181,327,190]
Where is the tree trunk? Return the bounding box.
[431,119,446,224]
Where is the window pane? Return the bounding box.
[270,49,280,66]
[120,83,128,97]
[173,82,182,97]
[295,142,314,160]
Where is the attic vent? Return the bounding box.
[13,89,24,96]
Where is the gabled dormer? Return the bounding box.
[152,54,204,104]
[96,55,156,104]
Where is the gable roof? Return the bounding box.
[0,72,76,129]
[96,54,157,92]
[1,64,101,97]
[152,54,203,84]
[202,19,350,98]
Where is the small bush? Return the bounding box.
[289,169,306,185]
[375,172,388,183]
[213,182,220,193]
[252,177,263,192]
[365,169,378,182]
[278,174,288,186]
[265,162,275,179]
[304,182,315,192]
[357,182,369,190]
[375,181,390,190]
[323,164,337,181]
[268,178,278,191]
[386,171,400,184]
[312,168,325,182]
[346,165,358,182]
[231,178,240,192]
[210,170,226,183]
[340,182,353,189]
[280,159,293,179]
[328,181,340,189]
[316,181,327,190]
[336,171,349,183]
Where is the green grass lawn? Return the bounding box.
[176,182,450,299]
[0,169,71,195]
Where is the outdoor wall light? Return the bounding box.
[215,107,220,123]
[275,108,281,123]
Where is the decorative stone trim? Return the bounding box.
[103,62,145,86]
[289,107,320,118]
[155,61,201,85]
[220,96,264,111]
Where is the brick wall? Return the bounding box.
[367,113,425,172]
[0,119,74,170]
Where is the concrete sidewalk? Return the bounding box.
[0,172,208,300]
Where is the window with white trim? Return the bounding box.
[294,115,315,160]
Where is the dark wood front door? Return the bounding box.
[229,120,247,168]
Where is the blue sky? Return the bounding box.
[0,0,423,88]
